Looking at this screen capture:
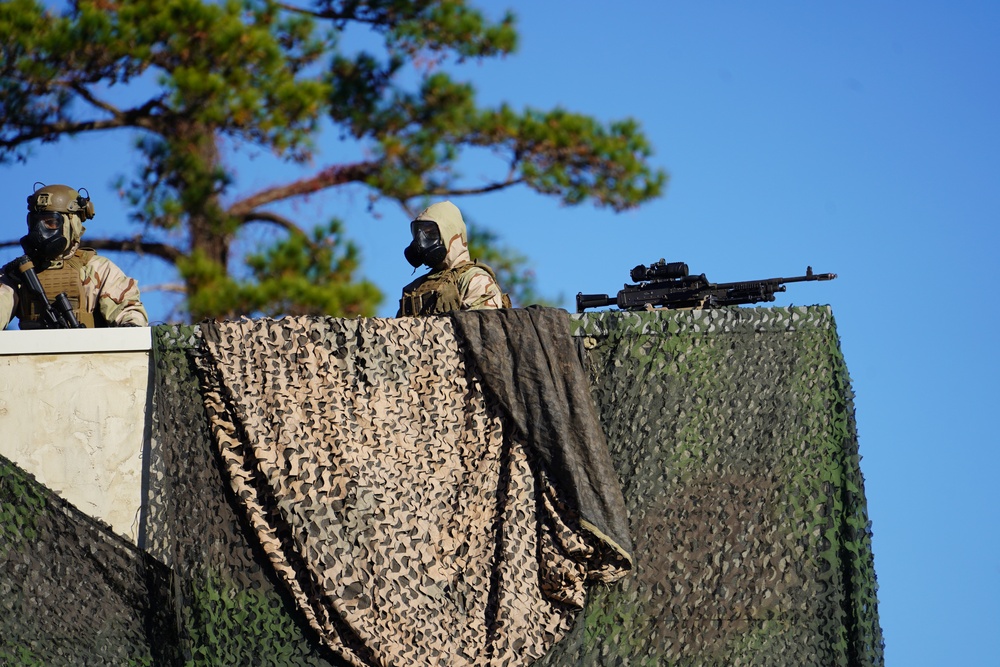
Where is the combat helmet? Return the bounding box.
[22,183,94,261]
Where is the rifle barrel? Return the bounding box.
[717,268,837,292]
[54,293,84,328]
[778,271,837,283]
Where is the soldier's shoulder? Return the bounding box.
[460,261,499,284]
[80,251,126,273]
[69,248,100,270]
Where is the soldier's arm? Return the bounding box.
[0,281,16,330]
[86,256,149,327]
[461,268,505,310]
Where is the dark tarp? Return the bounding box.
[451,307,633,567]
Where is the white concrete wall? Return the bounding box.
[0,328,152,544]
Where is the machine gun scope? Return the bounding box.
[630,260,689,283]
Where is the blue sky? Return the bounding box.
[2,2,998,664]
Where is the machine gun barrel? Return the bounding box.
[718,266,837,289]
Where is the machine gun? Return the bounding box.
[10,255,85,328]
[576,259,837,313]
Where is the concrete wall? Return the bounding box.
[0,328,151,544]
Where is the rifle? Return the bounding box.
[576,259,837,313]
[10,255,85,328]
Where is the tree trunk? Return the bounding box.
[172,123,233,314]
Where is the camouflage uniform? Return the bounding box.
[0,184,148,329]
[398,201,510,316]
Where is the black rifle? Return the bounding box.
[576,259,837,313]
[11,255,85,328]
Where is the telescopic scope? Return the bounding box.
[630,260,689,283]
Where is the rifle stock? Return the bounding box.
[575,293,618,312]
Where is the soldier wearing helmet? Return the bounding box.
[0,183,148,329]
[397,201,510,316]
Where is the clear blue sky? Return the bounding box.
[2,2,998,664]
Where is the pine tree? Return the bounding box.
[1,0,665,320]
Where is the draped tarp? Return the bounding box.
[451,307,633,569]
[195,315,630,667]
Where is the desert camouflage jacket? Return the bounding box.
[0,249,148,329]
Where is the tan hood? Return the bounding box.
[413,201,470,270]
[61,213,86,259]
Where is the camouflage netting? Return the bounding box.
[536,306,883,667]
[143,324,346,666]
[0,453,176,666]
[193,314,629,667]
[0,306,882,666]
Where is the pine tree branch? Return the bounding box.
[276,1,379,24]
[83,238,184,264]
[68,82,166,130]
[235,211,315,244]
[228,161,380,215]
[236,210,300,232]
[68,82,123,118]
[3,237,182,264]
[1,118,129,148]
[424,176,526,197]
[1,84,165,150]
[140,282,187,294]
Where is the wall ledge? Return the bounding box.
[0,327,152,355]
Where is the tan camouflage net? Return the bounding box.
[147,324,344,666]
[194,315,627,667]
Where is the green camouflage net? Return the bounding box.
[0,307,881,665]
[535,306,883,667]
[0,453,176,666]
[144,324,346,666]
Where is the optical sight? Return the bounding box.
[630,260,689,283]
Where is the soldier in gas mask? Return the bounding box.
[397,201,510,316]
[0,183,148,329]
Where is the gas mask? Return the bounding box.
[404,220,447,268]
[21,210,71,263]
[21,184,93,263]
